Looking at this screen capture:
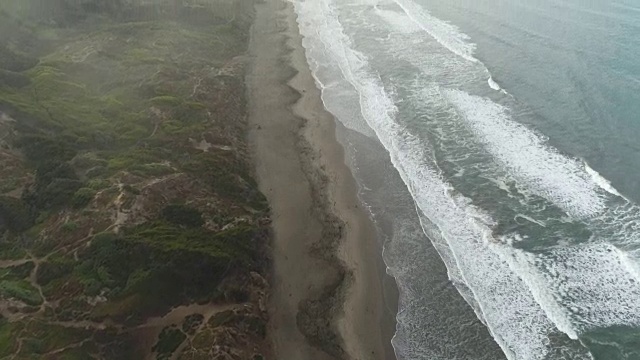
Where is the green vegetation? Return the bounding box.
[71,220,260,318]
[37,256,74,287]
[71,187,95,208]
[0,262,34,279]
[0,196,31,231]
[209,309,235,327]
[182,313,204,335]
[87,178,111,190]
[61,221,78,232]
[0,44,38,72]
[0,317,18,357]
[23,164,84,210]
[153,326,187,359]
[162,204,204,228]
[150,95,182,107]
[0,279,42,305]
[0,0,269,358]
[14,322,89,355]
[16,135,77,165]
[0,68,30,88]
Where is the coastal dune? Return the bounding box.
[247,0,396,358]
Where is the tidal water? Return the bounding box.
[292,0,640,359]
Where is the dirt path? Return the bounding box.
[0,258,31,268]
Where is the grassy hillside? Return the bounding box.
[0,1,271,358]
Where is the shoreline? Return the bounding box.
[247,0,398,358]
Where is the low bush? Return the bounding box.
[71,187,96,208]
[16,135,76,165]
[0,44,38,72]
[0,280,42,306]
[0,196,31,232]
[0,69,30,88]
[161,204,204,228]
[153,327,186,359]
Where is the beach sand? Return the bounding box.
[247,0,397,358]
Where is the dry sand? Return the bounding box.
[247,0,397,359]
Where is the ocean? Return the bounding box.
[290,0,640,359]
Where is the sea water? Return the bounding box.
[291,0,640,358]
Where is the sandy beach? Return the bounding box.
[247,0,397,358]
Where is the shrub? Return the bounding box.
[0,69,30,88]
[22,161,84,210]
[37,259,74,287]
[152,327,186,359]
[0,196,31,232]
[149,96,182,107]
[61,221,78,232]
[181,314,203,335]
[16,136,76,165]
[70,154,108,169]
[85,166,107,178]
[87,179,110,190]
[0,280,42,306]
[71,187,96,208]
[161,204,204,228]
[106,149,158,171]
[130,163,174,177]
[122,184,140,195]
[0,317,16,357]
[1,262,34,280]
[22,338,44,354]
[0,44,38,72]
[34,161,78,188]
[38,178,83,209]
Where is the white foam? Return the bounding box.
[615,247,640,284]
[495,246,580,340]
[514,213,546,227]
[374,8,422,34]
[370,3,515,110]
[507,243,640,333]
[487,73,510,94]
[295,1,640,359]
[356,0,640,346]
[442,89,606,218]
[583,162,627,200]
[488,76,501,91]
[293,0,569,358]
[493,239,640,348]
[612,2,640,14]
[390,0,478,63]
[387,131,558,360]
